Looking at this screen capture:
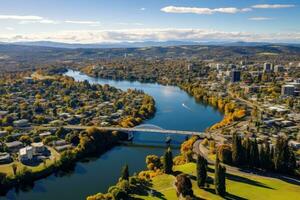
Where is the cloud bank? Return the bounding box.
[249,17,273,21]
[161,6,251,15]
[1,29,299,43]
[252,4,295,9]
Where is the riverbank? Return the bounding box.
[0,71,156,196]
[0,129,130,195]
[3,70,223,200]
[81,67,246,133]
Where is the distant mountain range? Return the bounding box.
[4,40,300,49]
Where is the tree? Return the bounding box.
[274,137,296,174]
[55,127,68,139]
[19,135,32,145]
[215,156,226,196]
[242,137,251,166]
[11,163,17,176]
[218,144,232,164]
[175,174,193,198]
[232,133,243,166]
[196,155,207,188]
[146,155,162,170]
[250,138,260,168]
[163,148,173,174]
[121,164,129,180]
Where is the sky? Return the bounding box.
[0,0,299,43]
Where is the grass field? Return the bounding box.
[0,147,60,176]
[132,163,300,200]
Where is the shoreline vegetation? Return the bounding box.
[0,70,156,195]
[79,64,247,131]
[79,64,299,199]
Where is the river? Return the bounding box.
[4,70,223,200]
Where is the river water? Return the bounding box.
[4,70,223,200]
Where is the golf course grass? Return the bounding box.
[132,163,300,200]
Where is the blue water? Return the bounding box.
[3,70,223,200]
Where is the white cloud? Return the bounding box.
[161,6,252,15]
[64,20,101,25]
[1,29,299,43]
[249,17,273,21]
[140,8,146,11]
[5,27,14,31]
[252,4,295,9]
[19,19,59,24]
[0,15,44,20]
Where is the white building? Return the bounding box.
[19,146,33,161]
[31,142,45,154]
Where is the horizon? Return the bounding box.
[0,0,299,44]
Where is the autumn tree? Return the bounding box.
[175,174,193,198]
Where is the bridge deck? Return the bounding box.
[37,125,206,136]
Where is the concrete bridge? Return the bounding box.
[35,124,229,142]
[37,125,207,136]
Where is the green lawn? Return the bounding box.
[132,163,300,200]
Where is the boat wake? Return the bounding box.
[182,103,193,111]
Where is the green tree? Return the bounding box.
[218,144,232,164]
[121,164,129,180]
[274,137,296,174]
[163,148,173,174]
[242,137,251,166]
[215,155,226,196]
[11,163,17,176]
[196,155,207,188]
[232,133,243,166]
[250,138,260,168]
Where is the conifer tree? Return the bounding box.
[215,155,226,196]
[196,155,207,188]
[274,137,296,174]
[121,164,129,180]
[250,138,260,168]
[232,133,243,166]
[163,147,173,174]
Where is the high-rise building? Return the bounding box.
[263,63,273,73]
[231,70,241,82]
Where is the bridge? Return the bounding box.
[35,124,229,142]
[37,124,206,136]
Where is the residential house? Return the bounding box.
[5,141,23,152]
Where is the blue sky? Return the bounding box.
[0,0,299,43]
